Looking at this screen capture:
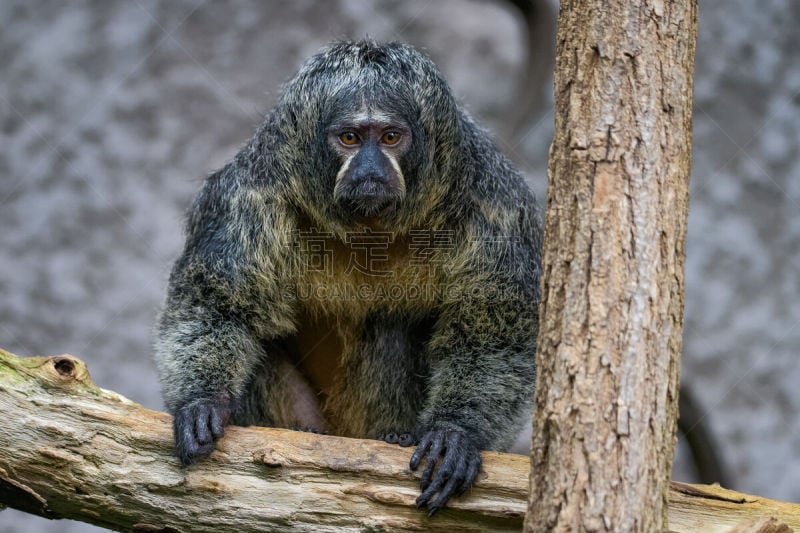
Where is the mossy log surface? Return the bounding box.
[0,349,797,532]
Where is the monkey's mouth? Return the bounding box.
[335,179,402,218]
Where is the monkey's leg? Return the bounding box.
[233,346,327,433]
[325,312,429,440]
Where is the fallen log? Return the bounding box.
[0,349,797,532]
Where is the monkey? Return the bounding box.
[154,39,542,515]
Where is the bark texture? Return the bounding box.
[0,350,798,532]
[526,1,698,532]
[726,517,793,533]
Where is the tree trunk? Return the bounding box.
[0,349,798,532]
[525,1,698,532]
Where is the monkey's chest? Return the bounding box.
[293,232,441,321]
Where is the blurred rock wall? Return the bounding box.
[1,1,797,531]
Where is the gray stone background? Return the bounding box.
[1,1,797,531]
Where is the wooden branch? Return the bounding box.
[669,483,798,533]
[727,517,793,533]
[1,349,798,532]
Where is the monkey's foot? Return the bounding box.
[377,431,417,447]
[289,426,327,434]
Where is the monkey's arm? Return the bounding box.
[155,165,295,464]
[412,234,539,514]
[156,280,265,464]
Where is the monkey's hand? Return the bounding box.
[409,429,482,516]
[173,397,231,465]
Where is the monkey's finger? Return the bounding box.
[418,432,445,492]
[416,439,461,508]
[418,432,465,505]
[209,405,226,440]
[194,403,212,445]
[174,410,199,465]
[456,451,482,497]
[433,432,462,482]
[190,442,216,461]
[426,470,465,517]
[409,431,434,470]
[416,477,442,510]
[179,432,216,464]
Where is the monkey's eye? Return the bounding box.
[381,131,401,145]
[338,131,360,146]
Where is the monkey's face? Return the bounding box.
[327,111,412,221]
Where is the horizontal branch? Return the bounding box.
[0,349,797,532]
